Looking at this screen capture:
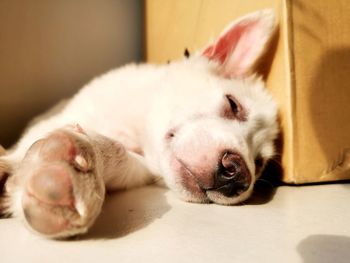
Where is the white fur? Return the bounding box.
[0,9,279,237]
[6,57,278,204]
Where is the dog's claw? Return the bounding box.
[73,154,89,172]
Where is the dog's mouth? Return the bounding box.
[170,157,208,202]
[171,155,254,205]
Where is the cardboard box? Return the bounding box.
[145,0,350,183]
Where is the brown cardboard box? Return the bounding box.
[145,0,350,183]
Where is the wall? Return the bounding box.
[0,0,142,148]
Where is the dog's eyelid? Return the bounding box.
[222,94,247,121]
[227,95,239,114]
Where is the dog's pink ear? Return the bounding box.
[202,9,276,78]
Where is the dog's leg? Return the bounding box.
[2,125,153,238]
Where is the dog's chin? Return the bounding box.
[205,188,253,205]
[175,184,254,205]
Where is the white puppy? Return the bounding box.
[0,10,278,238]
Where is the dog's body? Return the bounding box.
[0,10,278,238]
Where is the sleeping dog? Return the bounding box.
[0,10,278,238]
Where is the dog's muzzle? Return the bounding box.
[210,152,251,197]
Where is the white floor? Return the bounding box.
[1,183,350,263]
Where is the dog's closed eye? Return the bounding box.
[222,95,247,121]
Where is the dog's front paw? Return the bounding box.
[18,127,105,238]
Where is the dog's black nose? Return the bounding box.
[214,152,251,197]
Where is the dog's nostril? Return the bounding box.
[221,152,241,179]
[214,152,251,197]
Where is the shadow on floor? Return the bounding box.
[79,185,170,240]
[297,234,350,263]
[75,173,278,240]
[246,178,277,205]
[246,159,282,205]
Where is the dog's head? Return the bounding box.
[144,10,279,205]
